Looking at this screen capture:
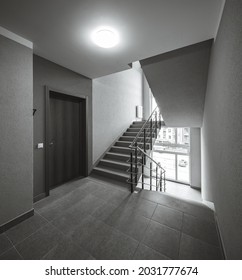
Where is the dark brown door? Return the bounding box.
[48,91,82,188]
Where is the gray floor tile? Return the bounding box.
[106,210,150,241]
[34,178,90,211]
[93,187,131,206]
[91,201,120,222]
[140,190,214,222]
[69,215,113,255]
[179,233,223,260]
[42,238,95,260]
[93,229,139,260]
[178,201,214,222]
[123,196,157,219]
[0,247,22,260]
[142,220,181,259]
[51,195,106,235]
[39,192,105,221]
[133,244,170,260]
[5,212,47,245]
[152,204,183,231]
[182,213,219,246]
[16,223,65,260]
[0,234,13,255]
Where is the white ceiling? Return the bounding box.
[0,0,224,78]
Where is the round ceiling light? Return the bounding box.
[91,27,119,48]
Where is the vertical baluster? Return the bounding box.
[150,119,153,150]
[164,172,166,192]
[156,166,158,191]
[130,151,133,193]
[143,128,146,165]
[135,142,138,184]
[142,155,144,189]
[159,113,162,129]
[160,170,162,192]
[155,111,158,138]
[150,162,152,191]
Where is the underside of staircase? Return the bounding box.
[92,121,152,186]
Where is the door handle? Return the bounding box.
[49,142,54,146]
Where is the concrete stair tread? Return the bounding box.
[105,152,141,160]
[100,158,129,167]
[115,140,149,146]
[93,166,129,178]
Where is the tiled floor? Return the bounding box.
[0,176,223,260]
[138,177,202,202]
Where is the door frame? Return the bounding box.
[45,86,88,196]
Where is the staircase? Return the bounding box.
[92,120,149,185]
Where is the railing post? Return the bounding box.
[150,119,153,150]
[156,166,158,191]
[164,172,166,192]
[160,171,162,192]
[130,151,133,193]
[142,155,144,189]
[135,142,138,184]
[159,113,162,129]
[143,128,146,165]
[150,162,152,191]
[155,111,158,138]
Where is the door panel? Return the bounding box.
[49,92,80,188]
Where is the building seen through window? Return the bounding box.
[153,127,190,184]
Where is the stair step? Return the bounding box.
[127,127,156,132]
[133,121,146,124]
[105,152,141,162]
[115,141,150,150]
[93,166,129,183]
[110,146,131,154]
[124,132,156,137]
[119,136,151,142]
[105,152,130,162]
[99,159,129,171]
[130,124,147,128]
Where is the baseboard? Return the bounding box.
[34,192,47,203]
[0,208,34,233]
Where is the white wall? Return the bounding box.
[201,0,242,259]
[93,66,143,163]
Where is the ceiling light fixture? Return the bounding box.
[91,26,119,48]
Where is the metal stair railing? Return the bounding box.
[126,107,166,193]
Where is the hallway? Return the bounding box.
[0,177,223,260]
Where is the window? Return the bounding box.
[153,127,190,184]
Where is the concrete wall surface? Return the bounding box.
[93,66,143,163]
[141,40,212,127]
[201,0,242,259]
[0,34,33,226]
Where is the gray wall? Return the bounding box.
[142,73,152,120]
[93,66,143,163]
[0,35,33,226]
[190,128,201,189]
[140,40,212,127]
[201,0,242,259]
[33,55,92,199]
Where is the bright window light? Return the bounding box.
[91,26,119,48]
